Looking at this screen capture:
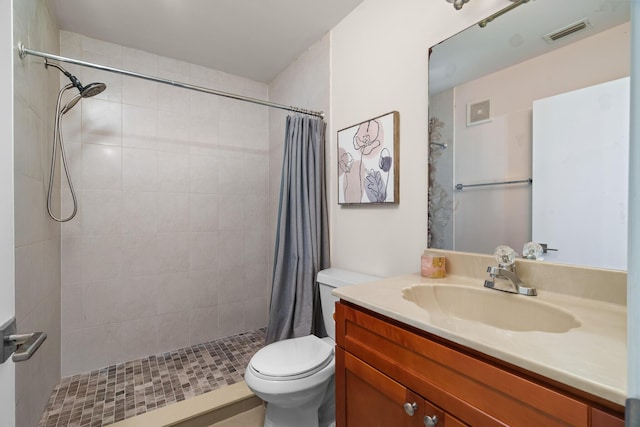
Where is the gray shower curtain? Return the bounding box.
[266,114,330,344]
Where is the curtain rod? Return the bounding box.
[17,43,324,119]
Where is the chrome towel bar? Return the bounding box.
[455,178,532,191]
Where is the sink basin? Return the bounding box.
[402,284,581,333]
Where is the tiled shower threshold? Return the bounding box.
[38,328,266,427]
[111,382,262,427]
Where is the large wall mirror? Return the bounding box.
[428,0,630,270]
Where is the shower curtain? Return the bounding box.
[266,114,330,344]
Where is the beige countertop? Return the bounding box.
[332,250,627,406]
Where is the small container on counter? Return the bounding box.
[421,253,446,278]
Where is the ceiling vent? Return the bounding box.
[543,18,590,43]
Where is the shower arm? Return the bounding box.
[44,59,82,90]
[18,43,324,119]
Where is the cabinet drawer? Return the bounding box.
[336,302,590,426]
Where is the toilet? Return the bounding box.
[244,268,379,427]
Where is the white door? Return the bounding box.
[0,1,16,426]
[532,77,629,270]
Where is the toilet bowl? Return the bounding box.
[245,268,379,427]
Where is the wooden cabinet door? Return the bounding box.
[590,407,624,427]
[442,415,470,427]
[337,347,469,427]
[338,347,420,427]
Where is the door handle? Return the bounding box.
[1,317,47,363]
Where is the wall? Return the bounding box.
[329,0,507,277]
[12,1,61,426]
[451,22,630,254]
[268,33,331,281]
[59,32,271,376]
[1,1,16,425]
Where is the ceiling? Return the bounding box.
[430,0,630,94]
[50,1,629,89]
[50,0,365,83]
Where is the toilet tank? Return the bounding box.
[317,268,379,340]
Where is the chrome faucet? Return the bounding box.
[484,246,537,296]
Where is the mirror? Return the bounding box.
[428,0,630,270]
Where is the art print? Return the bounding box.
[337,111,399,204]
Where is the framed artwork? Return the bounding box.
[466,98,492,126]
[337,111,399,205]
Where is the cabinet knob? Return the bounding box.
[424,415,439,426]
[403,402,418,416]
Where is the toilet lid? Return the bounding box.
[251,335,333,379]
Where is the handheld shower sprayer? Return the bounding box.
[60,93,82,115]
[45,59,107,222]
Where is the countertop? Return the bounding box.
[332,254,627,406]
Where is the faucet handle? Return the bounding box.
[494,245,517,266]
[522,242,544,260]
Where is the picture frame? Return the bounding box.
[337,111,399,205]
[466,98,492,126]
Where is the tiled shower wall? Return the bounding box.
[13,1,62,426]
[59,32,271,376]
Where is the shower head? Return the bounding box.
[61,81,106,107]
[80,82,106,98]
[45,59,106,99]
[59,83,106,115]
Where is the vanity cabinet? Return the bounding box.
[335,301,624,427]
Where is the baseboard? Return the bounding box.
[110,381,262,427]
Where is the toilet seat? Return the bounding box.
[250,335,334,381]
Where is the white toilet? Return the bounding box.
[245,268,379,427]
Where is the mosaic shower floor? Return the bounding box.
[38,328,266,427]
